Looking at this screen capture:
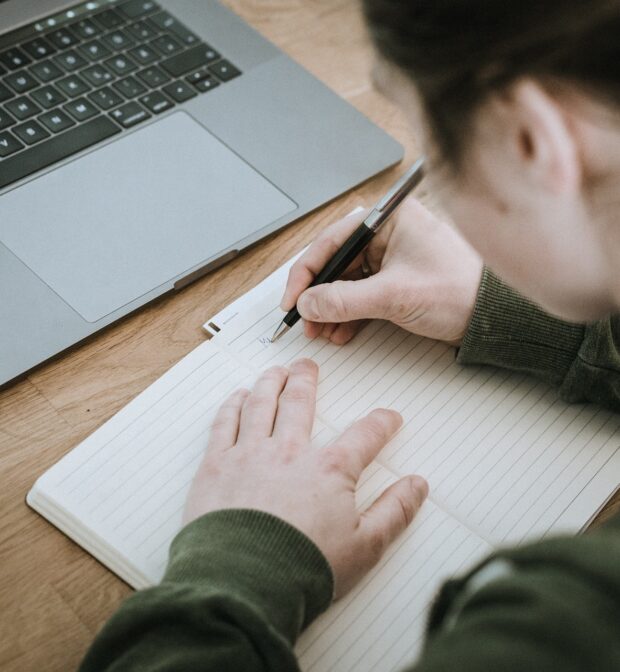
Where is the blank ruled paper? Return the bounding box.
[297,496,491,672]
[30,339,337,587]
[216,290,620,545]
[28,255,620,672]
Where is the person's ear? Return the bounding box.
[494,79,582,195]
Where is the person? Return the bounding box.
[80,1,620,670]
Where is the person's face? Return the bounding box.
[374,60,618,322]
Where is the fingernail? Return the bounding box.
[290,358,318,374]
[411,475,429,499]
[298,293,318,320]
[280,294,292,311]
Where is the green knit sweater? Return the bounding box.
[80,270,620,672]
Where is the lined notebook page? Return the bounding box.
[29,340,337,588]
[215,291,620,546]
[297,491,491,672]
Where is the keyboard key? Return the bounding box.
[163,79,196,103]
[148,10,180,32]
[119,0,159,19]
[38,109,75,133]
[72,19,101,40]
[161,44,220,77]
[103,29,135,51]
[193,74,220,93]
[88,86,123,111]
[151,34,182,56]
[22,38,57,60]
[54,50,88,73]
[0,48,32,70]
[0,130,23,157]
[209,60,241,82]
[105,54,138,77]
[93,9,125,30]
[64,97,99,122]
[57,74,91,98]
[29,59,63,83]
[140,90,173,114]
[126,20,158,42]
[129,44,158,65]
[14,120,50,145]
[0,108,15,130]
[5,96,41,120]
[113,76,146,99]
[167,23,199,47]
[137,65,170,88]
[79,39,112,62]
[5,71,39,94]
[110,101,150,128]
[47,28,79,50]
[0,116,120,190]
[186,69,210,84]
[0,82,14,103]
[81,63,115,87]
[31,85,67,109]
[148,11,199,46]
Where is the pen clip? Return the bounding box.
[375,156,425,214]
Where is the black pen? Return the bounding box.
[271,156,425,342]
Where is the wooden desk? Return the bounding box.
[1,2,617,670]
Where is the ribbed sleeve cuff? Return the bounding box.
[457,268,585,387]
[163,509,334,644]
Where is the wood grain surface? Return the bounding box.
[0,2,618,670]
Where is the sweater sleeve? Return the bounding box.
[411,513,620,672]
[457,268,620,412]
[80,506,620,672]
[79,509,333,672]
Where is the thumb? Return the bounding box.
[297,276,394,323]
[360,475,428,561]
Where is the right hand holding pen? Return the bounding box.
[281,197,484,346]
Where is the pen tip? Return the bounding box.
[271,322,290,343]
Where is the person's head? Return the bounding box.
[362,0,620,321]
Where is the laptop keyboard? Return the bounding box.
[0,0,242,190]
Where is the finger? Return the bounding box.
[304,320,323,339]
[303,267,367,341]
[320,322,338,341]
[328,409,403,481]
[297,275,394,324]
[208,388,250,451]
[273,358,319,441]
[329,320,368,345]
[360,475,428,558]
[281,209,370,311]
[238,366,288,441]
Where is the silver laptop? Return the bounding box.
[0,0,402,387]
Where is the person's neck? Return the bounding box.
[572,98,620,313]
[585,168,620,312]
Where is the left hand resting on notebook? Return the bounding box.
[184,358,428,598]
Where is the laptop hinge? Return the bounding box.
[173,250,239,291]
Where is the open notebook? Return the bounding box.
[29,247,620,672]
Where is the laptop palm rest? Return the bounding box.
[0,112,296,323]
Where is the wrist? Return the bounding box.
[457,268,584,384]
[164,508,334,643]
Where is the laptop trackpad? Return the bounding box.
[0,112,296,323]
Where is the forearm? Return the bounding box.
[411,514,620,672]
[458,268,620,411]
[80,509,333,672]
[81,505,620,672]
